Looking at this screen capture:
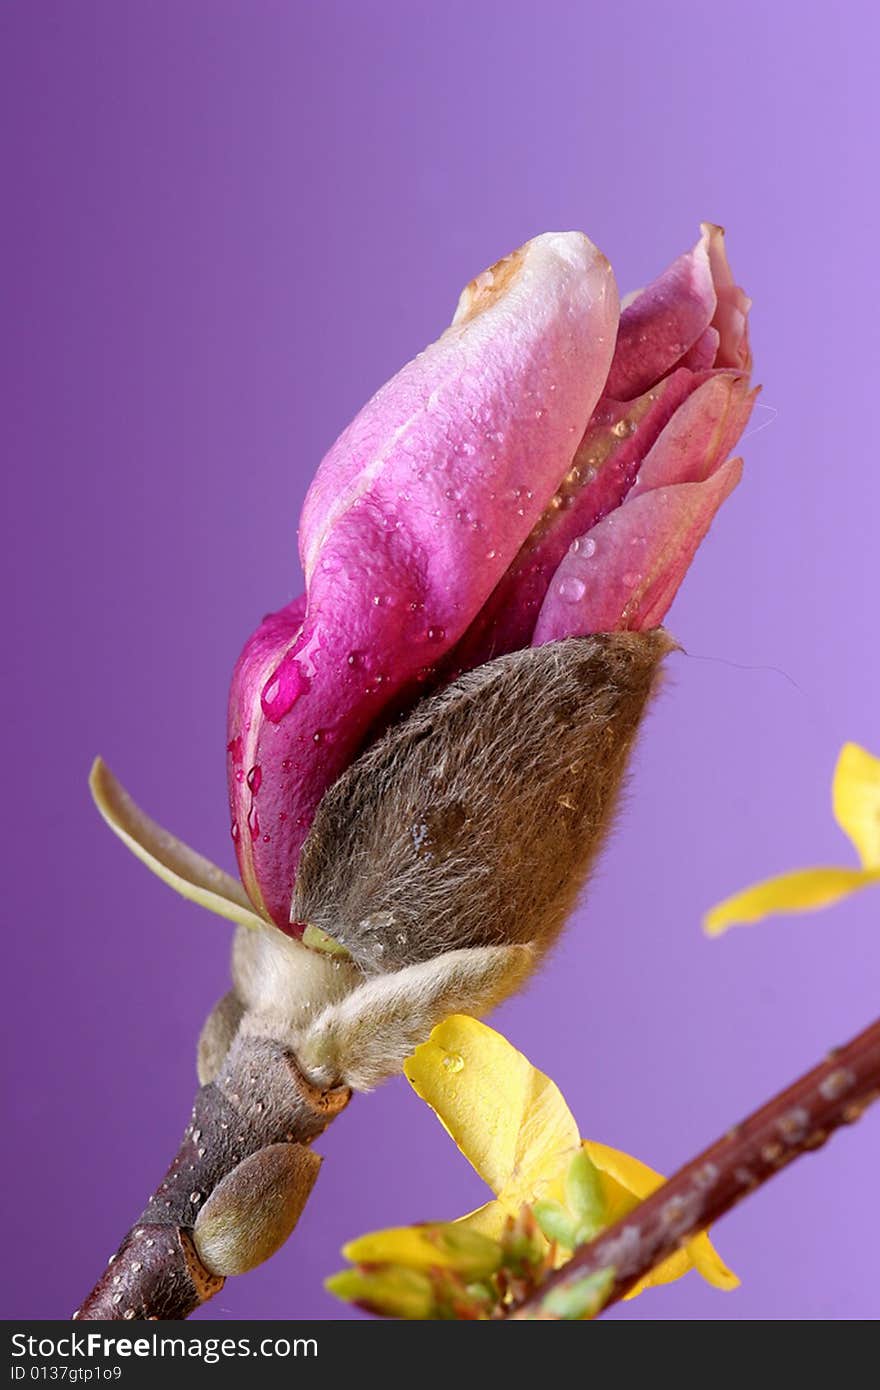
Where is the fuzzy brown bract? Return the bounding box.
[294,630,672,972]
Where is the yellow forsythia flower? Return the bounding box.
[328,1016,736,1316]
[705,743,880,936]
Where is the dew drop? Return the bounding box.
[246,765,262,795]
[247,805,260,842]
[442,1053,464,1074]
[261,655,311,723]
[190,1191,202,1204]
[426,626,446,643]
[558,577,586,602]
[234,768,245,783]
[359,909,396,932]
[347,650,364,668]
[230,820,240,844]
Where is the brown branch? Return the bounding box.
[512,1013,880,1318]
[74,1035,349,1320]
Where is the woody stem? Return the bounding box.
[513,1012,880,1319]
[74,1035,349,1321]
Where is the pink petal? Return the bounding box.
[604,233,716,400]
[627,372,755,497]
[446,369,699,667]
[702,222,752,373]
[606,224,751,399]
[532,457,743,640]
[226,596,306,917]
[298,234,617,582]
[679,326,720,371]
[230,233,619,928]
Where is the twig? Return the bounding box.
[74,1035,349,1320]
[513,1014,880,1318]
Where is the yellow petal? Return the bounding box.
[585,1142,738,1296]
[583,1140,664,1200]
[703,866,880,937]
[624,1248,691,1298]
[90,757,266,931]
[833,742,880,869]
[455,1200,509,1240]
[343,1223,501,1278]
[404,1016,580,1213]
[622,1235,738,1297]
[685,1231,740,1291]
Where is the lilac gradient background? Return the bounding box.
[3,0,878,1322]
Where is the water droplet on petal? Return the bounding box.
[442,1053,464,1074]
[247,805,260,841]
[261,655,311,723]
[230,820,240,844]
[558,577,586,602]
[246,765,262,794]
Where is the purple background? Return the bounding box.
[3,0,878,1322]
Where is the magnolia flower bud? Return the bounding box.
[227,224,752,935]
